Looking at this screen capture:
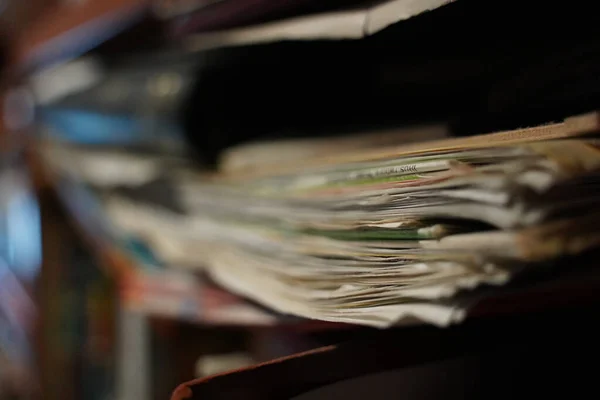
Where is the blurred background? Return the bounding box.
[0,2,349,399]
[4,0,600,399]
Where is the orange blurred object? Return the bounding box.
[2,0,148,69]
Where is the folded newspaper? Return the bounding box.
[42,112,600,327]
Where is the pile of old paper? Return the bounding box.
[42,112,600,327]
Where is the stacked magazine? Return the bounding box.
[42,112,600,327]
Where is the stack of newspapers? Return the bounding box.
[42,112,600,327]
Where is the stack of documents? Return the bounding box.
[43,112,600,327]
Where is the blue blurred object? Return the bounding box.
[0,169,41,282]
[39,108,184,147]
[41,108,143,144]
[122,236,164,270]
